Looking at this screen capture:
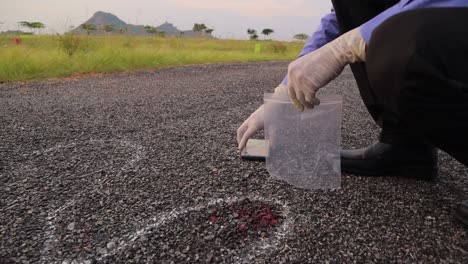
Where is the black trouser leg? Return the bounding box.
[367,8,468,166]
[331,0,423,144]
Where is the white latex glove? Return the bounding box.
[287,27,366,112]
[237,84,288,150]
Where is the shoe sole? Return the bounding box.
[341,165,438,180]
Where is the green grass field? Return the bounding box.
[0,35,303,83]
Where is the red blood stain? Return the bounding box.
[208,201,282,235]
[232,204,281,232]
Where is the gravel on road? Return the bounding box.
[1,62,467,263]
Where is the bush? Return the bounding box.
[269,42,287,54]
[59,34,88,57]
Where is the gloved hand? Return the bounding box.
[237,84,288,151]
[287,27,366,112]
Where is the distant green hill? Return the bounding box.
[71,11,212,38]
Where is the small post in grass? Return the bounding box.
[254,43,261,54]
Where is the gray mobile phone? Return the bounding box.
[240,139,267,161]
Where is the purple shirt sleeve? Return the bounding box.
[282,11,340,85]
[361,0,468,43]
[282,0,468,86]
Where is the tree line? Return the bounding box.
[79,23,215,37]
[11,20,311,41]
[247,28,310,42]
[247,28,274,40]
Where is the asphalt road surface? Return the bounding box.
[1,62,467,263]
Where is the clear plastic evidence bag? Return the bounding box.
[264,93,342,189]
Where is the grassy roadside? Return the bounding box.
[0,35,303,83]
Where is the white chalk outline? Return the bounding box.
[37,140,293,263]
[96,195,292,263]
[38,139,145,264]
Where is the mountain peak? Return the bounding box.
[94,11,110,15]
[84,11,127,27]
[72,11,213,38]
[156,22,180,33]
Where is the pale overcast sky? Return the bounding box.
[0,0,331,40]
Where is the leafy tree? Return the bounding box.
[144,25,157,37]
[81,24,96,35]
[144,26,165,38]
[293,33,310,42]
[200,24,207,31]
[32,22,45,33]
[18,21,44,34]
[18,21,32,33]
[31,22,45,34]
[31,22,45,29]
[247,29,258,40]
[18,21,31,27]
[261,28,274,39]
[204,28,214,35]
[247,28,257,35]
[103,24,114,35]
[192,23,207,32]
[193,23,207,37]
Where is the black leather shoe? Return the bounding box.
[454,200,468,227]
[341,141,438,179]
